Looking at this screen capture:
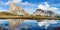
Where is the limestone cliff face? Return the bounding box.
[9,2,27,15]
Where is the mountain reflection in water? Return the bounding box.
[0,20,60,30]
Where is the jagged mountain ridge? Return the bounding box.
[9,2,28,15]
[33,9,56,17]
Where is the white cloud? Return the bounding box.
[5,1,11,5]
[38,2,49,10]
[0,0,22,5]
[12,0,22,4]
[20,2,28,6]
[0,0,11,5]
[38,20,58,29]
[38,4,45,10]
[45,2,49,8]
[0,1,4,5]
[20,1,37,13]
[20,1,35,6]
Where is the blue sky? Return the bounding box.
[0,0,60,14]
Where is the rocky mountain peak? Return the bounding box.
[8,2,28,15]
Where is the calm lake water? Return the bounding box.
[0,20,60,30]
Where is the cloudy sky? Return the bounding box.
[0,0,60,14]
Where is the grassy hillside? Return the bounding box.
[0,12,17,16]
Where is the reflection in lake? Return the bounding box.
[0,19,60,30]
